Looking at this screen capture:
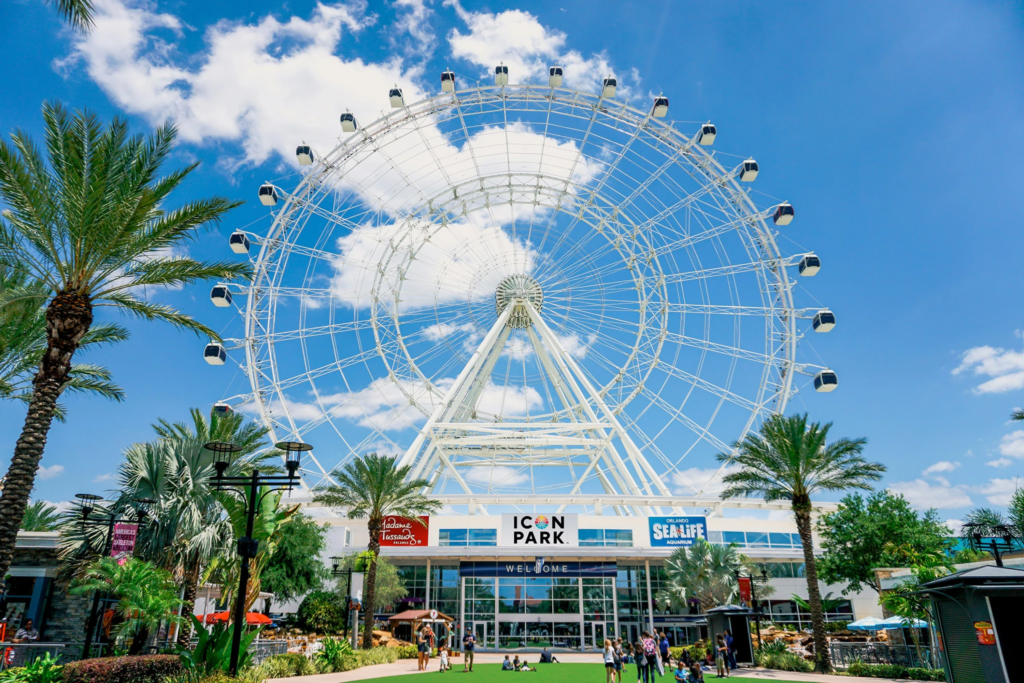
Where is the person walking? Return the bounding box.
[634,640,649,683]
[417,627,428,671]
[659,632,670,669]
[604,639,617,683]
[714,636,729,679]
[462,628,476,673]
[642,631,661,677]
[439,644,450,672]
[614,639,624,683]
[724,630,736,671]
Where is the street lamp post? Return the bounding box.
[206,440,307,677]
[734,564,770,650]
[330,557,354,642]
[75,494,154,660]
[962,523,1018,568]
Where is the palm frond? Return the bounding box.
[99,293,219,338]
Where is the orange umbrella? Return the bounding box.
[204,611,272,625]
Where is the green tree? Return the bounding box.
[313,454,441,648]
[332,552,407,613]
[717,413,884,673]
[261,513,329,607]
[70,557,183,654]
[655,540,743,613]
[817,491,953,594]
[20,499,60,531]
[0,102,247,590]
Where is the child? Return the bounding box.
[715,636,728,679]
[674,662,688,683]
[689,663,704,683]
[519,660,535,672]
[439,644,449,672]
[503,655,514,671]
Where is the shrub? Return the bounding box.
[354,648,398,667]
[396,646,419,659]
[296,591,347,633]
[665,644,707,663]
[63,655,183,683]
[758,639,788,655]
[755,650,813,673]
[264,654,312,677]
[846,661,946,681]
[0,654,62,683]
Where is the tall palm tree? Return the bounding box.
[716,413,883,673]
[656,539,744,613]
[0,102,247,588]
[21,500,60,531]
[49,0,95,32]
[314,454,442,648]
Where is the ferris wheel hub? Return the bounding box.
[495,274,544,329]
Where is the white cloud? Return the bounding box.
[423,322,477,341]
[887,479,973,510]
[999,430,1024,458]
[37,464,65,481]
[975,478,1020,506]
[922,461,960,475]
[556,332,597,360]
[987,458,1013,468]
[93,473,117,483]
[464,465,529,487]
[445,1,627,96]
[944,519,964,535]
[953,344,1024,393]
[671,464,742,497]
[390,0,436,59]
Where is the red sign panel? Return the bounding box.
[379,516,429,546]
[738,577,752,605]
[110,523,138,563]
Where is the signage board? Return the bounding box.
[500,514,578,546]
[110,523,138,563]
[738,577,752,605]
[459,561,616,578]
[648,516,708,547]
[379,515,429,547]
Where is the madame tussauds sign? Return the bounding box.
[379,515,429,547]
[500,514,578,546]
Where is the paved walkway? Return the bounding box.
[266,652,911,683]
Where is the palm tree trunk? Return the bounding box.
[361,518,382,649]
[0,292,91,594]
[178,564,201,646]
[793,498,832,673]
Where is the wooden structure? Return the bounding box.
[388,609,455,647]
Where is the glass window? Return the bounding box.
[769,533,793,548]
[607,530,633,546]
[708,530,723,544]
[579,529,603,546]
[467,529,497,546]
[723,531,746,546]
[791,533,803,546]
[746,532,769,548]
[439,529,466,546]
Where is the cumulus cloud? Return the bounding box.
[887,479,973,510]
[922,461,960,475]
[975,478,1021,506]
[953,344,1024,394]
[671,464,742,497]
[987,458,1013,468]
[465,465,529,487]
[37,464,65,480]
[93,473,117,483]
[998,430,1024,458]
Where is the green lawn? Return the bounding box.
[367,663,801,683]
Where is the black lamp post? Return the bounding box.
[962,522,1017,568]
[330,557,355,641]
[75,494,155,659]
[206,440,307,676]
[734,564,770,649]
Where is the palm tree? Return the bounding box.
[656,539,743,613]
[0,102,247,588]
[314,454,442,648]
[21,500,60,531]
[716,413,883,673]
[49,0,95,32]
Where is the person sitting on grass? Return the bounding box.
[519,660,535,672]
[513,655,523,671]
[539,648,559,663]
[503,656,515,671]
[674,661,688,683]
[689,663,704,683]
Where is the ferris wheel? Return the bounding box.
[206,67,837,511]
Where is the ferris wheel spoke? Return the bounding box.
[661,331,779,366]
[663,302,815,318]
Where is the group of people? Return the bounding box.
[604,629,738,682]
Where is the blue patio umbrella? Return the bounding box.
[881,615,927,629]
[846,617,887,631]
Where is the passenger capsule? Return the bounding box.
[441,70,455,93]
[773,203,795,226]
[204,343,227,366]
[296,145,313,166]
[798,254,821,277]
[389,87,405,108]
[814,369,839,393]
[340,112,358,132]
[210,285,232,308]
[739,159,759,182]
[698,123,717,146]
[229,231,250,254]
[812,309,836,333]
[495,64,509,86]
[258,184,278,207]
[212,402,233,416]
[548,66,563,87]
[602,77,617,98]
[652,96,669,118]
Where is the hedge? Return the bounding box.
[846,662,947,681]
[62,655,183,683]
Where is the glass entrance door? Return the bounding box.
[472,622,488,651]
[586,622,607,650]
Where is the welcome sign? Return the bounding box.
[500,514,578,546]
[648,516,708,547]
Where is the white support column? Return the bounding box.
[645,559,655,636]
[426,558,432,610]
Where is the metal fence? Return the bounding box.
[830,641,943,669]
[0,639,287,670]
[250,640,289,664]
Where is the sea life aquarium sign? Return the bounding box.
[501,514,578,546]
[649,516,708,547]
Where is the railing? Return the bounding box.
[830,642,943,670]
[250,640,289,664]
[0,638,286,669]
[0,643,67,670]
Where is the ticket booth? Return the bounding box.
[704,605,756,666]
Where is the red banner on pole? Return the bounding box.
[110,523,138,563]
[379,516,429,546]
[738,577,752,605]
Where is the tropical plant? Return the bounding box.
[297,591,348,633]
[179,615,259,675]
[880,543,950,670]
[0,653,62,683]
[20,500,60,531]
[261,512,329,606]
[313,453,442,648]
[47,0,95,32]
[63,655,183,683]
[717,413,884,673]
[315,637,354,671]
[655,539,743,612]
[791,592,844,613]
[0,102,247,589]
[331,552,407,612]
[69,557,184,654]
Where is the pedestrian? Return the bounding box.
[634,640,649,683]
[440,644,450,672]
[418,627,428,671]
[714,636,728,679]
[641,631,660,677]
[604,639,616,683]
[614,638,624,683]
[625,643,634,664]
[724,630,736,671]
[659,632,670,669]
[462,627,476,673]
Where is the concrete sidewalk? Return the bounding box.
[266,652,915,683]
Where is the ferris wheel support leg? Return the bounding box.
[450,326,513,422]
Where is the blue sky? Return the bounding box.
[2,0,1024,521]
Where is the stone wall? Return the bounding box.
[9,545,92,644]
